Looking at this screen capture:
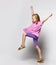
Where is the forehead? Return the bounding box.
[32,15,37,18]
[32,15,36,17]
[32,14,37,17]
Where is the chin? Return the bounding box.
[33,21,35,22]
[34,21,36,22]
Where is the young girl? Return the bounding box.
[18,6,52,62]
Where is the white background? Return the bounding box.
[0,0,56,65]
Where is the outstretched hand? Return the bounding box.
[30,5,33,10]
[49,13,53,17]
[30,5,34,15]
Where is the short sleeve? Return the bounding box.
[39,20,43,26]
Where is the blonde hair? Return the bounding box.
[32,13,40,22]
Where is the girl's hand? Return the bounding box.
[30,5,34,15]
[49,13,53,17]
[30,5,33,10]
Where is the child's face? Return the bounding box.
[32,15,38,23]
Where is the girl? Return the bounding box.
[18,6,52,62]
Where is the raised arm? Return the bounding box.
[42,13,53,24]
[30,5,34,15]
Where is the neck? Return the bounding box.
[32,21,38,24]
[35,21,38,24]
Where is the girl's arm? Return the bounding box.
[42,13,53,24]
[30,5,34,15]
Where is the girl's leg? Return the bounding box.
[18,32,26,50]
[35,45,43,59]
[21,31,26,47]
[35,45,43,62]
[33,38,43,62]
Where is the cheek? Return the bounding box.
[32,17,36,20]
[32,16,37,21]
[34,18,37,21]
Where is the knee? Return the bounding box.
[23,32,26,36]
[35,45,38,48]
[35,45,41,51]
[35,45,40,49]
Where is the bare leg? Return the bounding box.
[21,32,26,46]
[35,45,43,62]
[18,32,26,50]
